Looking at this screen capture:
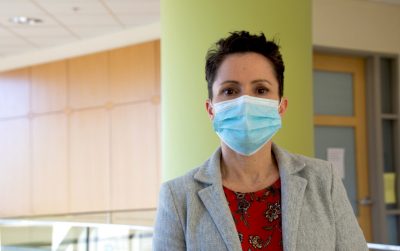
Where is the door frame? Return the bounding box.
[314,46,400,243]
[313,52,371,240]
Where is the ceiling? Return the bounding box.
[0,0,398,61]
[0,0,160,58]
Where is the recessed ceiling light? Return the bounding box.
[9,16,43,25]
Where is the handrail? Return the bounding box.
[0,219,153,231]
[368,243,400,251]
[0,208,157,220]
[0,219,154,251]
[2,220,400,251]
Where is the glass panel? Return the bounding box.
[314,126,358,215]
[386,215,400,245]
[381,58,395,114]
[0,220,153,251]
[383,119,395,173]
[313,70,354,116]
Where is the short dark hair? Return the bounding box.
[205,31,285,100]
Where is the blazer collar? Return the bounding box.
[193,143,306,183]
[272,143,307,175]
[193,147,223,185]
[193,143,308,251]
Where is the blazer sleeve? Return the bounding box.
[330,164,368,251]
[153,182,186,251]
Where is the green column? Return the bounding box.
[161,0,313,181]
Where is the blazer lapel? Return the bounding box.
[198,186,242,251]
[273,144,308,251]
[194,148,242,251]
[280,171,307,251]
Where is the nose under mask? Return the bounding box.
[212,95,282,156]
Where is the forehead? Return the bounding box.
[215,52,277,83]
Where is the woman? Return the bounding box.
[153,31,368,251]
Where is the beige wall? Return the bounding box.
[0,41,160,217]
[313,0,400,54]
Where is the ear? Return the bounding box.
[278,97,288,117]
[205,99,215,119]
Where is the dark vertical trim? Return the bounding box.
[390,56,400,243]
[367,56,387,243]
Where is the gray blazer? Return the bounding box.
[153,144,368,251]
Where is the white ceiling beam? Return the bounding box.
[0,21,160,72]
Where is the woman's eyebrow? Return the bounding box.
[251,79,273,85]
[219,80,241,86]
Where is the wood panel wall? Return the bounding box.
[0,40,160,217]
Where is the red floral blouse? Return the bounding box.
[223,178,283,250]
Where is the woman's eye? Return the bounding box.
[257,88,268,94]
[223,88,235,95]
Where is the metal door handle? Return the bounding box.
[358,196,373,206]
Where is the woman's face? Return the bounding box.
[212,52,280,103]
[206,52,287,118]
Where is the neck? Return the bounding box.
[220,142,280,193]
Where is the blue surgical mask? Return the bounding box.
[212,95,282,156]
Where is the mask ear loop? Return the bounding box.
[278,98,283,114]
[209,101,216,118]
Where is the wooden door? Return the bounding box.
[313,53,372,240]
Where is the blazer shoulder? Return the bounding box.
[291,153,333,182]
[296,153,331,169]
[162,166,203,199]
